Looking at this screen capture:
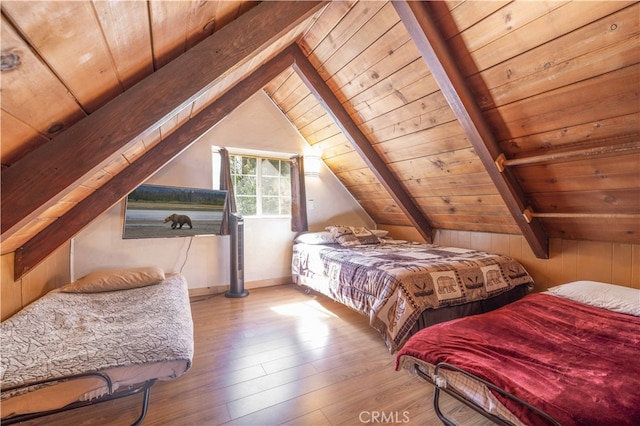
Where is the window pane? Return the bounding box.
[237,196,256,216]
[279,196,291,215]
[262,176,280,196]
[230,156,243,175]
[262,158,280,177]
[280,178,291,196]
[241,157,257,175]
[234,175,256,196]
[262,196,280,215]
[281,161,291,178]
[230,156,240,175]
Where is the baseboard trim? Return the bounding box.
[188,277,292,300]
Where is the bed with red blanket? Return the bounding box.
[396,280,640,425]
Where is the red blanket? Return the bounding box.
[396,293,640,425]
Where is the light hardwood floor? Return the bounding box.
[17,284,493,425]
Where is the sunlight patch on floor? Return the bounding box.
[270,300,339,319]
[270,300,339,348]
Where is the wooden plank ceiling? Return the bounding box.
[1,1,639,277]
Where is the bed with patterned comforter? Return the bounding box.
[292,240,534,352]
[1,272,194,423]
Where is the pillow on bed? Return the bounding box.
[326,225,380,246]
[61,266,166,293]
[370,229,389,238]
[547,280,640,316]
[294,231,336,245]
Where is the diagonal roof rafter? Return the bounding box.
[290,45,435,243]
[14,45,300,280]
[392,0,549,258]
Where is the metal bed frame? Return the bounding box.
[412,362,560,426]
[1,371,156,425]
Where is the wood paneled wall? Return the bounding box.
[0,242,70,320]
[380,225,640,291]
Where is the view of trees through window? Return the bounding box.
[230,155,291,217]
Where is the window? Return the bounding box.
[230,155,291,217]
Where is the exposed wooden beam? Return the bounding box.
[496,137,640,169]
[392,0,549,258]
[14,46,299,280]
[290,45,434,243]
[1,0,324,242]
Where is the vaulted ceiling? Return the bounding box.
[2,1,639,279]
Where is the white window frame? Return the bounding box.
[212,147,295,218]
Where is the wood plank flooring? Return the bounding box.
[16,284,493,425]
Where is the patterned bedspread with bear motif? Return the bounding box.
[292,241,534,352]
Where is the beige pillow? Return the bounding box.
[61,266,165,293]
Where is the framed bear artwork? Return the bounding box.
[122,184,228,239]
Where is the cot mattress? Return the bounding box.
[1,273,194,420]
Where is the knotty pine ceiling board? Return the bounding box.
[468,2,633,75]
[375,121,469,163]
[515,154,640,194]
[347,58,436,126]
[148,1,244,69]
[0,16,85,164]
[92,0,153,89]
[404,173,498,198]
[361,91,454,138]
[540,218,640,243]
[317,133,357,162]
[324,20,411,97]
[306,1,388,72]
[2,1,123,113]
[533,189,640,215]
[488,65,638,143]
[315,3,399,82]
[6,219,55,253]
[438,1,510,37]
[473,6,638,112]
[335,167,381,187]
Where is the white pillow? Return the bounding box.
[547,280,640,316]
[294,231,336,245]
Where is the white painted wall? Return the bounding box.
[72,91,373,290]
